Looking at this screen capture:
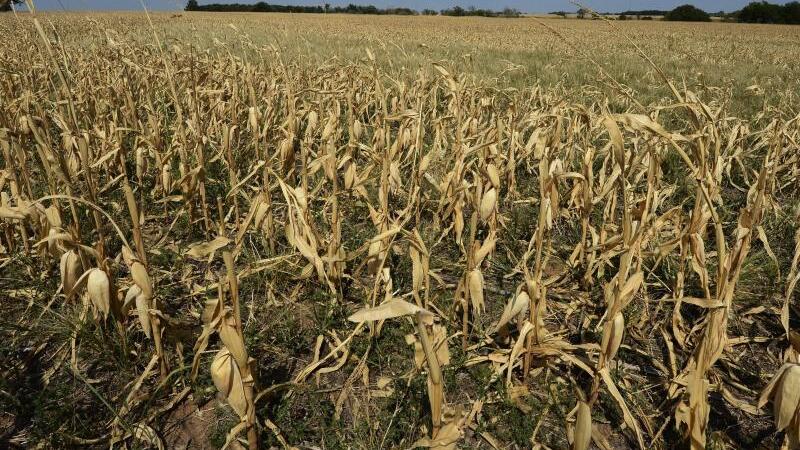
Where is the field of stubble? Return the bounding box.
[1,11,800,450]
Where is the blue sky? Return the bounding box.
[24,0,774,13]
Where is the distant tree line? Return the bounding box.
[658,2,800,23]
[561,5,708,21]
[550,9,668,16]
[185,1,520,17]
[439,6,521,17]
[555,2,800,25]
[618,9,669,16]
[184,1,799,24]
[736,1,800,24]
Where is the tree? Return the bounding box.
[665,4,711,21]
[1,0,23,12]
[185,0,198,11]
[785,1,800,24]
[577,7,589,19]
[738,1,782,22]
[441,6,465,16]
[422,8,437,15]
[737,1,800,24]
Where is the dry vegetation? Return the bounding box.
[1,10,800,450]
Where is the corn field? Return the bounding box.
[1,10,800,450]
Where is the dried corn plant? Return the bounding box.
[1,10,799,450]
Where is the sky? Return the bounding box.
[24,0,773,13]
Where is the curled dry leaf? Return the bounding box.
[480,187,497,221]
[122,285,141,317]
[486,163,500,189]
[473,233,496,267]
[0,205,26,220]
[600,312,625,363]
[211,348,249,419]
[185,235,231,260]
[129,261,152,299]
[573,401,592,450]
[494,290,529,332]
[86,268,111,318]
[59,250,82,295]
[348,299,433,323]
[407,324,450,369]
[760,364,800,432]
[468,269,485,315]
[219,315,248,369]
[134,288,152,338]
